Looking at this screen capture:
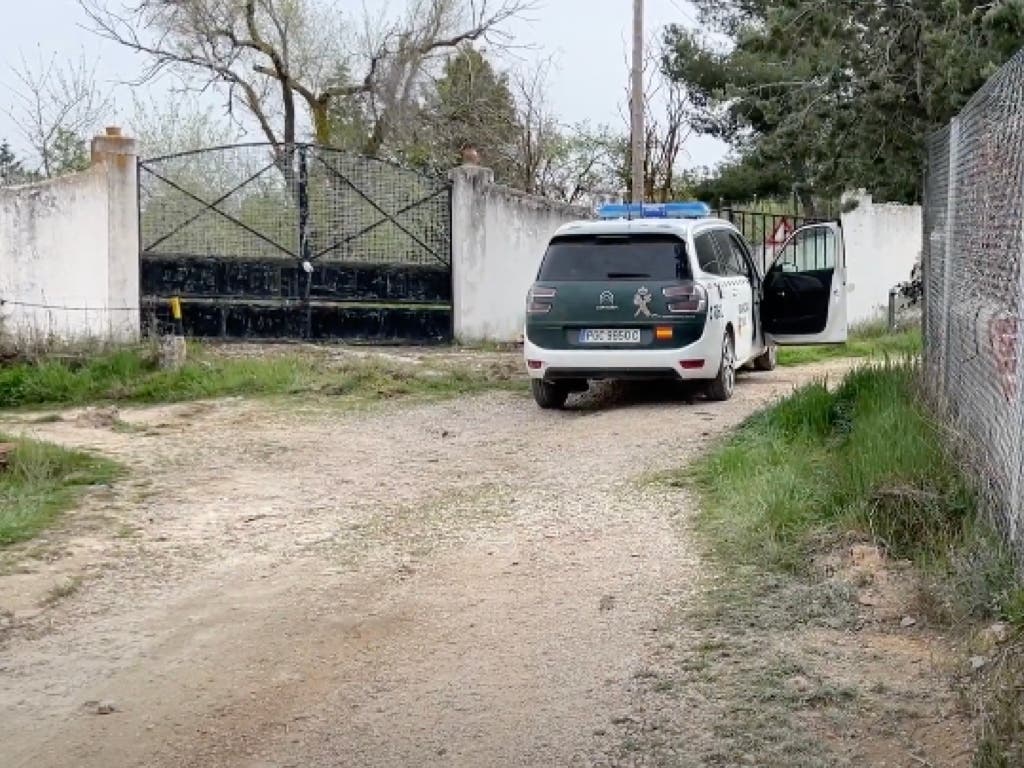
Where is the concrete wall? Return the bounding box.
[841,191,922,326]
[450,165,590,342]
[0,129,140,347]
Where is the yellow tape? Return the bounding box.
[169,297,182,321]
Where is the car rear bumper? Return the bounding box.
[524,334,720,381]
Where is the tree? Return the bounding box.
[422,45,519,175]
[497,58,625,202]
[633,50,692,202]
[128,91,244,158]
[80,0,535,153]
[0,140,37,186]
[688,151,791,206]
[663,0,1024,204]
[6,50,112,178]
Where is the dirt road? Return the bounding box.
[1,360,889,767]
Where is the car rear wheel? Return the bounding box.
[752,344,778,371]
[531,379,570,409]
[706,333,736,402]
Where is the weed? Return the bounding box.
[0,345,524,411]
[677,360,1023,765]
[0,435,121,547]
[778,326,921,367]
[682,363,979,572]
[973,636,1024,768]
[43,576,82,605]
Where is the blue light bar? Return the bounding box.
[597,201,711,220]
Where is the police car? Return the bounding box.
[523,201,847,408]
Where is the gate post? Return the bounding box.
[92,126,140,343]
[297,145,312,339]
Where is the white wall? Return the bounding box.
[841,191,921,325]
[451,166,589,342]
[0,130,140,347]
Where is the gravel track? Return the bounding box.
[0,360,856,768]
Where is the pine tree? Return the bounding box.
[664,0,1024,203]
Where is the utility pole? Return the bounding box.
[630,0,645,205]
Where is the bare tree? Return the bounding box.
[128,90,243,158]
[79,0,536,154]
[510,58,621,204]
[620,43,693,202]
[6,50,113,178]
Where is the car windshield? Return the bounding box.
[537,234,691,281]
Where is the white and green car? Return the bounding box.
[523,202,847,408]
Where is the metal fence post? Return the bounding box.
[940,118,961,403]
[297,144,312,339]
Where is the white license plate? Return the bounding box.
[578,328,642,344]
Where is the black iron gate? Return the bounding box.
[712,206,828,273]
[139,143,453,342]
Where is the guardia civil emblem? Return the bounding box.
[634,286,653,318]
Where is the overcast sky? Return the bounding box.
[0,0,729,170]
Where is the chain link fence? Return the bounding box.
[923,50,1024,563]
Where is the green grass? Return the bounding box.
[684,361,1020,620]
[0,436,121,547]
[689,363,988,568]
[0,346,522,410]
[777,324,921,367]
[675,361,1024,767]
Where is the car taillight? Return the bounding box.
[663,282,708,314]
[527,285,557,314]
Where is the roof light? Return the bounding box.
[597,201,711,220]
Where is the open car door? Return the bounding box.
[762,222,847,345]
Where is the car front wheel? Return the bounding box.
[531,379,570,409]
[705,333,736,402]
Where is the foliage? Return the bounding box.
[129,92,244,158]
[684,361,1024,764]
[664,1,1024,203]
[425,46,519,175]
[777,326,922,367]
[0,140,38,186]
[6,50,111,178]
[689,363,1013,582]
[81,0,535,150]
[0,435,120,546]
[690,152,794,206]
[46,128,90,176]
[0,346,523,410]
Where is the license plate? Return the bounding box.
[578,328,641,344]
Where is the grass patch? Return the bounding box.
[0,345,523,410]
[676,360,1024,765]
[777,324,921,367]
[0,436,121,547]
[688,362,981,571]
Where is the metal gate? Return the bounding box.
[139,143,453,342]
[712,206,828,273]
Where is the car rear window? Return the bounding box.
[537,234,691,281]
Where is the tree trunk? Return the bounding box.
[313,101,330,146]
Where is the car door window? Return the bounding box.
[774,228,838,273]
[711,230,746,277]
[694,232,724,276]
[727,234,757,280]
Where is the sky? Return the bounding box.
[0,0,730,171]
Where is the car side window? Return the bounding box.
[727,233,756,278]
[694,232,723,276]
[711,230,746,277]
[774,227,838,273]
